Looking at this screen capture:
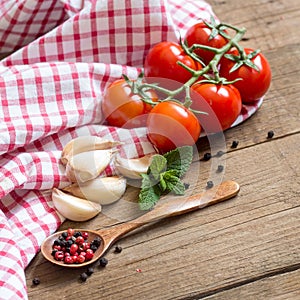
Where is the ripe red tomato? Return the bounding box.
[102,79,158,128]
[147,101,201,153]
[184,21,228,65]
[144,41,202,84]
[219,48,272,103]
[191,83,242,132]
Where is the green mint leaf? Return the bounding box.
[159,173,167,192]
[163,146,193,177]
[139,174,161,210]
[140,173,152,190]
[138,146,193,210]
[148,154,167,180]
[163,173,185,195]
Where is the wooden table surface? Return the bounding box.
[25,0,300,299]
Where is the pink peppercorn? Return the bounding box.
[70,244,79,255]
[76,254,86,264]
[85,249,94,261]
[64,256,74,264]
[55,251,64,261]
[75,236,85,245]
[81,232,89,240]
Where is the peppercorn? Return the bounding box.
[53,239,61,246]
[80,272,88,282]
[32,278,40,286]
[216,150,225,157]
[206,181,214,189]
[91,237,101,248]
[73,231,82,238]
[267,130,274,139]
[231,140,239,148]
[90,244,98,252]
[66,239,74,247]
[114,246,122,253]
[86,267,94,276]
[99,257,108,267]
[217,165,224,173]
[184,183,190,190]
[203,152,211,161]
[61,232,68,239]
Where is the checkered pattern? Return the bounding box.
[0,1,261,299]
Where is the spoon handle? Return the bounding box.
[133,180,239,224]
[98,180,239,245]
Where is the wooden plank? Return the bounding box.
[26,133,300,299]
[211,1,300,53]
[200,268,300,299]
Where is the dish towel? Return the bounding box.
[0,1,260,299]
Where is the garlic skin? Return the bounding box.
[61,136,121,165]
[63,176,127,205]
[115,154,153,179]
[65,149,116,183]
[52,188,101,222]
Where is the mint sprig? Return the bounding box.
[138,146,193,210]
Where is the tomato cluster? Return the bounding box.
[101,18,272,153]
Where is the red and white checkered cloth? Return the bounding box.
[0,1,261,299]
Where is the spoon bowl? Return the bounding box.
[41,180,240,268]
[41,229,105,268]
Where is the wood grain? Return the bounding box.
[23,0,300,299]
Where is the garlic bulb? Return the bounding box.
[65,149,116,183]
[52,188,101,222]
[63,176,127,205]
[115,154,153,179]
[61,135,121,165]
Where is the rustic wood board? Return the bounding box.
[26,133,300,299]
[202,269,300,299]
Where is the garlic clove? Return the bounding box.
[61,136,122,165]
[65,149,117,183]
[63,176,127,205]
[52,188,101,222]
[115,154,154,179]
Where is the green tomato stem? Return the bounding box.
[128,21,247,108]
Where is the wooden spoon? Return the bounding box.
[41,180,239,268]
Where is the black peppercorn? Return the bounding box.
[73,231,82,238]
[216,150,225,157]
[91,237,101,248]
[231,140,239,148]
[32,278,40,286]
[203,152,211,161]
[267,130,274,139]
[90,244,98,252]
[114,246,122,253]
[61,232,68,239]
[184,183,190,190]
[99,257,108,267]
[217,165,224,173]
[80,272,88,282]
[66,239,74,247]
[53,239,61,246]
[206,181,214,189]
[86,267,94,276]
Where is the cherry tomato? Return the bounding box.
[191,83,242,132]
[184,21,228,65]
[102,79,158,128]
[219,48,272,103]
[144,42,202,84]
[147,101,201,153]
